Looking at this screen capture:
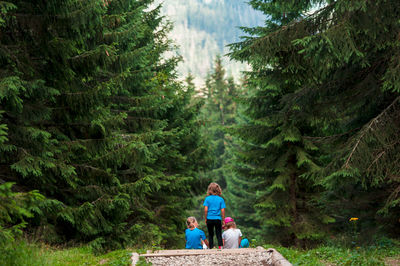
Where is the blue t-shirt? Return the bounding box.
[203,195,226,220]
[185,228,206,249]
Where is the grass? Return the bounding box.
[269,244,400,266]
[40,246,133,266]
[1,240,133,266]
[2,239,47,266]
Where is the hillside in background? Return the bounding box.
[157,0,265,86]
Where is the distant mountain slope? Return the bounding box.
[156,0,265,86]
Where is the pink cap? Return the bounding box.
[224,217,234,223]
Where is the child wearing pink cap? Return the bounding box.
[222,217,242,249]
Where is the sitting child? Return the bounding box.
[222,217,242,249]
[185,216,209,249]
[240,238,250,248]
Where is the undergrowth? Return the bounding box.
[268,237,400,266]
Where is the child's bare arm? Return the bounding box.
[204,239,209,248]
[221,208,225,225]
[238,236,242,248]
[204,206,208,223]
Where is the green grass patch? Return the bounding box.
[1,239,133,266]
[40,246,133,266]
[1,239,47,266]
[267,243,400,266]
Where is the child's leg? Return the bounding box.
[215,220,223,247]
[206,220,215,249]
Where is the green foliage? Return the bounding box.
[0,1,16,27]
[0,182,43,244]
[272,240,400,266]
[0,0,209,251]
[200,56,240,184]
[229,0,400,246]
[195,56,242,212]
[228,1,327,246]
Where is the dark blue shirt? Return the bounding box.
[203,195,226,220]
[185,228,206,249]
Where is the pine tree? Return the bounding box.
[200,56,239,187]
[0,182,43,244]
[1,0,133,249]
[0,100,44,245]
[193,56,241,232]
[223,76,261,241]
[230,0,400,243]
[289,0,400,238]
[1,0,209,250]
[229,0,330,246]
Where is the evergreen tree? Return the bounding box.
[101,0,208,248]
[229,0,331,246]
[0,1,45,249]
[223,76,261,241]
[181,73,216,231]
[194,56,241,229]
[0,182,43,244]
[0,0,209,250]
[230,0,400,244]
[199,57,262,241]
[288,0,400,238]
[200,56,239,187]
[1,0,136,249]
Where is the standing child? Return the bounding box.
[203,182,225,249]
[185,217,209,249]
[222,217,242,249]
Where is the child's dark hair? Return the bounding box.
[186,216,197,229]
[207,182,222,196]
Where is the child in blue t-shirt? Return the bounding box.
[203,182,226,249]
[185,217,209,249]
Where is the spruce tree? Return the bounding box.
[200,56,239,187]
[194,56,241,230]
[229,0,330,246]
[1,0,209,250]
[230,0,400,243]
[289,0,400,238]
[223,76,261,241]
[1,0,134,249]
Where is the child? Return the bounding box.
[185,216,209,249]
[222,217,242,249]
[203,182,225,249]
[240,238,250,248]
